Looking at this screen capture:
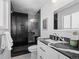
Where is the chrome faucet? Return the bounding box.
[53,33,64,41]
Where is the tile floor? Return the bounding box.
[12,53,31,59]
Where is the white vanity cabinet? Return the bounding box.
[37,40,48,59]
[59,53,70,59]
[37,40,58,59]
[37,40,70,59]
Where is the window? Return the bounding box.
[72,12,79,29]
[63,15,71,29]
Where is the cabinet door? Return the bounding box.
[37,41,41,59]
[37,41,47,59]
[39,46,47,59]
[46,47,59,59]
[38,40,59,59]
[59,53,70,59]
[65,57,70,59]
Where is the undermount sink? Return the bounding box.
[57,48,79,54]
[49,43,79,54]
[45,39,79,54]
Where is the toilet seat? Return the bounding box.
[28,45,37,52]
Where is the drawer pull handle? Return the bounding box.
[40,47,45,52]
[40,56,43,59]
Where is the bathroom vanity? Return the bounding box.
[37,38,79,59]
[37,40,69,59]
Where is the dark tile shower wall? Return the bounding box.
[11,12,29,57]
[11,12,28,47]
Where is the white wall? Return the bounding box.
[53,0,74,11]
[0,0,10,32]
[41,0,54,38]
[4,0,11,32]
[41,0,74,38]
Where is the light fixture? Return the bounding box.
[29,19,35,22]
[52,0,57,3]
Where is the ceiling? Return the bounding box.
[11,0,48,14]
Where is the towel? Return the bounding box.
[4,31,13,50]
[0,34,6,49]
[0,31,13,50]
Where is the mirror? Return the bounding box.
[54,1,79,30]
[63,15,71,29]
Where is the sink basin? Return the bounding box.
[57,48,79,54]
[44,39,79,54]
[49,43,79,54]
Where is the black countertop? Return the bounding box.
[39,39,79,59]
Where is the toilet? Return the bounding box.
[28,45,37,59]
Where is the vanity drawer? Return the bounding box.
[38,40,48,52]
[37,42,46,59]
